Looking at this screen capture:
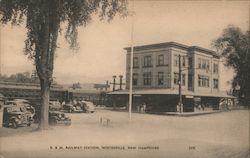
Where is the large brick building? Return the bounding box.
[125,42,220,93]
[109,42,234,112]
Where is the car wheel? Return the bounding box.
[65,122,71,126]
[50,119,57,126]
[27,123,31,126]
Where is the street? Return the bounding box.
[0,110,249,158]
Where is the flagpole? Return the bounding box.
[128,0,134,121]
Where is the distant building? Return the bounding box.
[109,42,235,112]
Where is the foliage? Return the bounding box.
[0,72,35,83]
[212,25,250,105]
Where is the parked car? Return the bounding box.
[6,99,36,117]
[82,101,95,113]
[49,101,62,111]
[49,111,71,126]
[3,105,34,128]
[63,102,84,113]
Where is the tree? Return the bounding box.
[0,0,127,129]
[212,25,250,105]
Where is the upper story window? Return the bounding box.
[133,73,138,85]
[198,75,209,87]
[213,63,218,74]
[174,55,179,67]
[213,78,218,89]
[158,72,164,85]
[144,56,152,67]
[133,57,139,68]
[143,72,152,85]
[198,58,210,71]
[182,56,186,67]
[158,55,164,66]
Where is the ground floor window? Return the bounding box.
[158,72,164,85]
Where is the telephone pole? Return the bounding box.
[178,55,183,113]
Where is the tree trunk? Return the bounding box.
[39,79,50,130]
[37,5,52,130]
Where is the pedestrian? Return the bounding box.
[142,102,147,112]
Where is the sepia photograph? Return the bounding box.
[0,0,249,158]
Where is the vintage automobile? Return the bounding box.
[3,105,34,128]
[82,101,95,113]
[63,102,84,113]
[49,101,63,111]
[6,99,36,117]
[49,111,71,126]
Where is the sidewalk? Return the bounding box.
[156,110,223,117]
[107,107,224,117]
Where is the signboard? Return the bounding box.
[194,97,201,102]
[186,95,194,98]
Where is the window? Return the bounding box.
[133,73,138,86]
[144,56,152,67]
[174,72,179,85]
[198,58,210,71]
[213,63,218,74]
[158,55,164,66]
[198,75,209,87]
[143,72,152,85]
[133,57,138,68]
[174,55,179,67]
[198,58,202,69]
[174,73,185,85]
[158,72,164,85]
[213,79,218,89]
[182,56,186,67]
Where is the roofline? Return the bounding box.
[124,41,189,51]
[124,41,221,58]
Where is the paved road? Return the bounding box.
[0,110,249,158]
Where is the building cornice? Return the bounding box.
[124,41,221,58]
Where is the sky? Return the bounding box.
[0,0,249,91]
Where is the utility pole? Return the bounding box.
[119,75,123,90]
[128,0,135,121]
[178,54,183,113]
[112,75,116,91]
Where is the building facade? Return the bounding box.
[125,42,220,94]
[109,42,234,112]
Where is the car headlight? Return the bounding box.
[17,115,22,119]
[58,114,62,118]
